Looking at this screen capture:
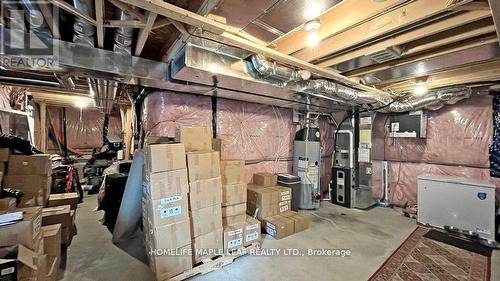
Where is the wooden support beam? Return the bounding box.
[104,20,147,28]
[152,17,171,29]
[455,1,491,11]
[48,0,96,25]
[95,0,105,48]
[169,19,188,35]
[293,0,474,63]
[489,0,500,45]
[271,0,406,55]
[117,0,388,96]
[317,11,492,67]
[39,4,60,39]
[108,0,147,22]
[39,102,47,153]
[135,12,157,56]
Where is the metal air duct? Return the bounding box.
[88,78,118,114]
[19,0,52,36]
[73,0,96,47]
[113,11,135,55]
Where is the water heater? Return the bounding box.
[293,127,321,210]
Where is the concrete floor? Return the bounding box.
[62,195,499,281]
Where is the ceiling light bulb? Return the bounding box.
[74,99,88,109]
[304,1,323,20]
[306,32,320,47]
[414,83,427,96]
[304,19,321,32]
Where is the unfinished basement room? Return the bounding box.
[0,0,500,280]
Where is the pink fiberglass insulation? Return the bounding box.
[319,116,336,194]
[46,107,122,150]
[142,91,336,188]
[0,85,11,108]
[371,93,497,205]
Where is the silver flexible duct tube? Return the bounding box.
[19,0,52,36]
[113,11,135,55]
[73,0,96,47]
[251,54,309,82]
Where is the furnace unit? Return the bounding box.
[293,127,321,210]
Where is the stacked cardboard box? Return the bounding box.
[42,224,62,281]
[3,154,52,207]
[42,205,73,245]
[243,215,261,246]
[47,193,79,210]
[0,148,8,184]
[143,143,193,280]
[177,126,223,264]
[247,173,293,219]
[262,211,311,240]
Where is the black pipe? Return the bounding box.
[211,76,218,138]
[62,107,68,158]
[103,113,110,145]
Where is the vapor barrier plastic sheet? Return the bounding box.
[0,85,11,108]
[371,93,497,205]
[46,107,122,150]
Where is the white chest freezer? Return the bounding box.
[417,174,496,242]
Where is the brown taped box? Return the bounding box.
[0,206,42,250]
[144,219,191,250]
[191,228,223,264]
[0,148,9,162]
[188,177,222,210]
[18,190,45,208]
[263,215,295,240]
[222,202,246,217]
[147,244,192,281]
[143,169,189,200]
[247,185,279,206]
[244,216,261,246]
[222,183,247,207]
[42,224,61,280]
[7,154,51,175]
[144,136,171,145]
[42,205,72,245]
[281,211,310,233]
[278,200,292,214]
[269,186,292,202]
[247,201,277,220]
[3,174,51,205]
[222,214,246,225]
[189,204,222,238]
[186,151,221,182]
[220,160,245,185]
[223,222,245,252]
[175,126,213,152]
[17,244,47,281]
[143,196,189,228]
[145,143,186,173]
[48,193,79,210]
[0,197,16,210]
[253,173,277,187]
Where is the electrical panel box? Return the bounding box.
[388,110,427,138]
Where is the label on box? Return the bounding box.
[278,201,288,207]
[246,232,258,242]
[281,195,291,201]
[159,195,182,204]
[246,224,259,231]
[228,229,243,236]
[265,226,276,236]
[228,238,243,248]
[1,267,15,275]
[160,206,182,218]
[279,205,289,213]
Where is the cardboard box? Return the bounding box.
[186,151,221,182]
[189,177,222,210]
[48,193,79,210]
[263,215,295,240]
[144,136,171,145]
[148,244,192,281]
[0,197,16,210]
[42,205,72,244]
[8,154,51,175]
[18,190,45,208]
[0,207,42,250]
[222,203,246,217]
[143,196,189,228]
[190,204,222,238]
[175,126,212,152]
[3,174,51,205]
[278,200,292,214]
[247,201,277,219]
[145,143,186,173]
[0,148,9,162]
[281,211,310,233]
[253,173,277,187]
[212,138,222,156]
[220,160,245,185]
[222,214,246,225]
[42,224,61,280]
[244,216,261,246]
[191,229,223,263]
[223,223,245,252]
[143,169,189,200]
[17,244,47,281]
[222,183,247,207]
[144,219,191,250]
[45,255,59,281]
[247,185,279,206]
[269,186,292,202]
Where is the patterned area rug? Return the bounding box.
[369,227,491,281]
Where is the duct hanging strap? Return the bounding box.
[489,92,500,177]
